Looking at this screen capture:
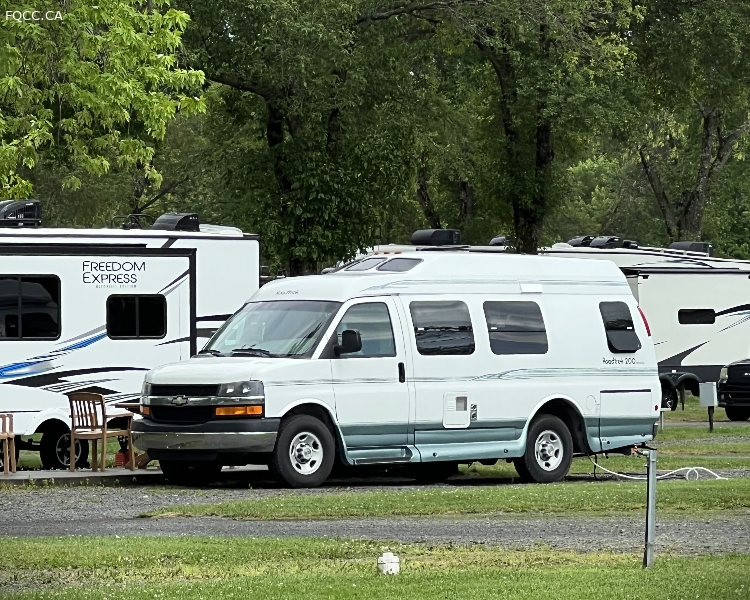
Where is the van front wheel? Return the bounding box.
[271,415,335,488]
[517,415,573,483]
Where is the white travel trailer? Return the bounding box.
[0,216,259,469]
[134,252,660,488]
[542,242,750,414]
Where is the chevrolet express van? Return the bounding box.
[132,252,660,487]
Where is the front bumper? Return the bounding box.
[132,418,280,453]
[717,385,750,407]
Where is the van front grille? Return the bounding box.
[150,384,219,397]
[150,406,213,424]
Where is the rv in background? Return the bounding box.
[0,203,260,469]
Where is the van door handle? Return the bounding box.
[398,362,406,383]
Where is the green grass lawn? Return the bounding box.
[2,537,749,600]
[143,478,750,520]
[663,393,744,423]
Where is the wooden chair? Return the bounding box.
[67,392,135,472]
[0,413,17,474]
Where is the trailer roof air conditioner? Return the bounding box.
[0,199,42,228]
[668,241,714,256]
[151,212,200,232]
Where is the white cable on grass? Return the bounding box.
[588,456,727,481]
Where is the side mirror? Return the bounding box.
[334,329,362,356]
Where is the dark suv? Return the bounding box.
[717,360,750,421]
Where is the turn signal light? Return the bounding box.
[141,406,150,416]
[215,405,263,416]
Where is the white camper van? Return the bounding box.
[133,252,660,487]
[0,213,259,469]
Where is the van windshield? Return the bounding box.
[203,300,341,358]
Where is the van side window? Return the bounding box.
[409,301,475,355]
[599,301,641,353]
[0,276,60,339]
[483,301,548,355]
[336,302,396,357]
[107,295,166,339]
[678,309,715,325]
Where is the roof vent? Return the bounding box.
[151,212,200,232]
[0,199,42,228]
[589,235,622,248]
[489,235,514,247]
[411,229,461,246]
[668,241,713,256]
[567,235,595,247]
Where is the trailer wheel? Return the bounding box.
[725,406,750,421]
[159,460,223,486]
[270,414,334,488]
[40,424,89,470]
[661,387,678,411]
[517,415,573,484]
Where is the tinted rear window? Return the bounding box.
[600,301,641,353]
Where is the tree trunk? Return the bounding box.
[458,181,474,226]
[416,166,442,229]
[641,107,750,242]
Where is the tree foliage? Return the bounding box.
[5,0,750,264]
[0,0,204,199]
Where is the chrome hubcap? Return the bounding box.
[289,431,323,475]
[534,430,563,472]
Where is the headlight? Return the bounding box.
[719,367,728,383]
[217,380,264,399]
[141,381,151,405]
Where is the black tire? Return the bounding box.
[725,406,750,422]
[0,437,20,471]
[517,414,573,484]
[40,425,89,470]
[662,387,678,411]
[512,457,532,481]
[270,415,335,488]
[410,462,458,484]
[160,459,223,486]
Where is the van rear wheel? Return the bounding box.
[270,415,335,488]
[517,415,573,484]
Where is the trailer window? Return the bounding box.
[483,301,548,355]
[409,301,475,355]
[0,276,60,340]
[599,301,641,353]
[107,295,166,339]
[678,309,715,325]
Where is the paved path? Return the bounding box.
[2,482,749,554]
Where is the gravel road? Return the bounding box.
[2,483,749,554]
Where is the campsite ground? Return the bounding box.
[3,395,749,599]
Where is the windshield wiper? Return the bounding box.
[198,349,225,357]
[229,347,273,357]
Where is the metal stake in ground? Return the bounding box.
[643,448,657,568]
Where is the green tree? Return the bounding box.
[0,0,204,200]
[630,0,750,242]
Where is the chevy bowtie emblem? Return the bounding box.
[171,396,188,406]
